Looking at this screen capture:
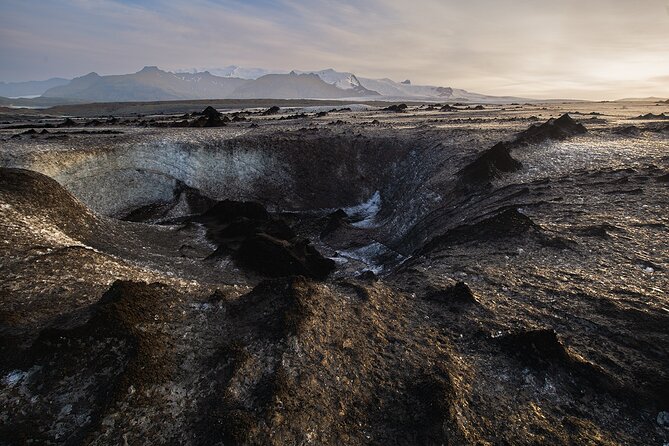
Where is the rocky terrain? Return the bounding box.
[0,100,668,445]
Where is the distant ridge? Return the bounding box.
[0,77,70,98]
[38,65,532,103]
[617,96,668,102]
[229,72,379,99]
[42,67,378,102]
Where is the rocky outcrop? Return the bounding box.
[420,208,540,254]
[195,200,334,279]
[189,106,227,127]
[516,113,587,143]
[459,142,523,185]
[633,113,668,120]
[423,281,478,307]
[382,103,408,113]
[237,234,335,279]
[1,281,177,444]
[459,114,587,187]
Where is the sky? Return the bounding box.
[1,0,668,100]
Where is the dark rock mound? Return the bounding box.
[0,168,98,240]
[383,103,408,113]
[261,105,280,115]
[614,125,642,136]
[29,280,174,383]
[381,369,463,445]
[572,223,620,238]
[497,329,570,368]
[356,270,377,283]
[230,113,247,122]
[2,281,174,445]
[196,277,314,443]
[195,200,333,279]
[516,113,587,143]
[279,113,308,120]
[187,106,227,127]
[57,117,77,127]
[440,104,458,111]
[420,208,539,254]
[198,105,222,119]
[459,142,522,185]
[464,208,540,240]
[122,181,216,223]
[202,199,271,223]
[539,235,577,250]
[633,113,668,120]
[320,209,350,239]
[423,281,478,307]
[164,119,190,128]
[237,234,335,280]
[198,200,293,248]
[226,277,312,339]
[495,328,618,396]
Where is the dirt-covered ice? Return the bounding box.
[0,100,667,445]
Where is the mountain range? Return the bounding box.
[10,66,531,103]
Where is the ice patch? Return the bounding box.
[59,404,73,417]
[657,411,669,427]
[3,370,26,387]
[345,191,382,228]
[190,302,213,311]
[338,242,387,274]
[331,256,349,265]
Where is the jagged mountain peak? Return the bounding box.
[39,65,530,103]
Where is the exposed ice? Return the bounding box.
[338,242,387,274]
[3,370,26,387]
[345,191,382,228]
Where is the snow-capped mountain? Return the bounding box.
[42,67,378,102]
[39,65,530,103]
[175,66,528,102]
[294,69,360,90]
[227,71,379,99]
[175,66,279,80]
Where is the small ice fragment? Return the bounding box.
[657,411,669,427]
[59,404,72,416]
[3,370,26,387]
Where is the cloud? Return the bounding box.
[1,0,668,99]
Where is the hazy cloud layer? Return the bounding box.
[1,0,668,99]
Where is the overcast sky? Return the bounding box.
[1,0,668,99]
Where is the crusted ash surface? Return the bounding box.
[1,101,668,445]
